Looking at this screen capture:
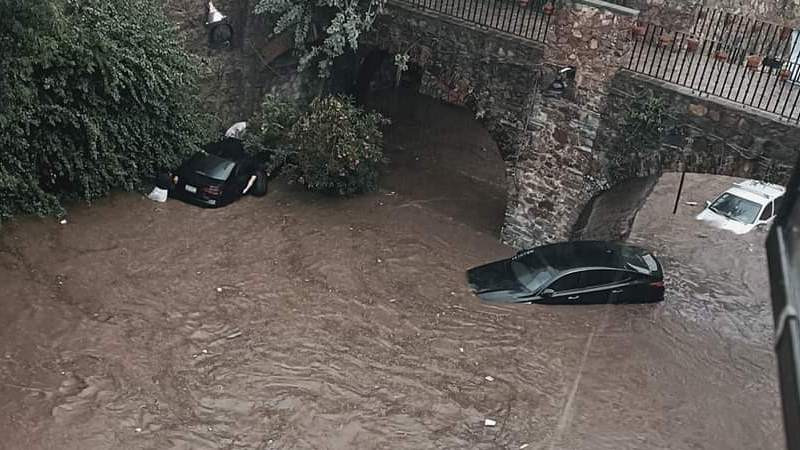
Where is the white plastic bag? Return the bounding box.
[147,187,168,203]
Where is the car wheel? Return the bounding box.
[251,172,268,197]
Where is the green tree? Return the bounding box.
[0,0,211,221]
[254,0,387,77]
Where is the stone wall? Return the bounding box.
[364,4,546,161]
[163,0,308,127]
[595,70,799,183]
[626,0,800,30]
[500,1,638,248]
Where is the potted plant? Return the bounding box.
[780,68,792,81]
[632,24,647,38]
[781,26,793,40]
[542,2,554,15]
[659,34,673,47]
[714,50,729,61]
[686,37,700,52]
[746,54,762,70]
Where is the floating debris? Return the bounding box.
[485,376,494,382]
[484,419,496,427]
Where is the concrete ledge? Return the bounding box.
[573,0,640,16]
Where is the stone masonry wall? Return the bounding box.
[164,0,307,127]
[500,2,638,248]
[365,4,546,161]
[595,70,799,183]
[628,0,800,30]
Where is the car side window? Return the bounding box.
[774,196,784,215]
[579,270,625,289]
[760,201,774,221]
[549,273,581,292]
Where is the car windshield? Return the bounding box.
[189,153,236,181]
[510,259,557,293]
[708,192,762,224]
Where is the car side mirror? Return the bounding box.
[541,289,555,298]
[705,200,711,207]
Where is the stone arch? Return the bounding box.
[356,6,547,242]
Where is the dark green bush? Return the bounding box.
[243,93,301,172]
[289,96,388,196]
[0,0,210,221]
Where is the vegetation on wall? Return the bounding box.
[254,0,387,77]
[0,0,210,221]
[246,94,388,196]
[607,91,677,179]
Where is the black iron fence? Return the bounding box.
[627,20,800,123]
[401,0,554,43]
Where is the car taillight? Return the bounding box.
[201,185,223,197]
[650,280,664,288]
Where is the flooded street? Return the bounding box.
[0,92,782,449]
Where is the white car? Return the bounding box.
[696,180,786,234]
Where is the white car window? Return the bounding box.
[759,202,774,221]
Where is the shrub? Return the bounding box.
[243,93,301,171]
[287,96,388,196]
[0,0,210,221]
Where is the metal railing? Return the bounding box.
[627,20,800,123]
[402,0,554,43]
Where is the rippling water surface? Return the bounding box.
[0,92,782,449]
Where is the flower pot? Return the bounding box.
[658,34,673,47]
[686,38,699,52]
[780,68,792,81]
[746,54,762,70]
[723,14,734,26]
[542,2,554,15]
[713,50,728,61]
[781,26,793,40]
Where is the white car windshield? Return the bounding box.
[708,192,762,224]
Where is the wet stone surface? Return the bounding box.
[0,94,782,449]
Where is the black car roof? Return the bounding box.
[512,241,646,271]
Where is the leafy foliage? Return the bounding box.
[608,92,676,178]
[289,96,388,195]
[0,0,210,221]
[243,94,301,170]
[248,95,387,195]
[254,0,387,77]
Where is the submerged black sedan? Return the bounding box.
[170,138,267,208]
[467,241,664,304]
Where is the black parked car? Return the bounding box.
[170,138,267,208]
[467,241,665,304]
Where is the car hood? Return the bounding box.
[467,260,530,302]
[695,208,753,234]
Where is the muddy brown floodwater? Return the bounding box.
[0,91,783,449]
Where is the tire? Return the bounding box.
[251,172,268,197]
